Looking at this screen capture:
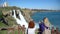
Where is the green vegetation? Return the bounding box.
[0,30,38,34]
[0,22,8,27]
[0,30,22,34]
[0,10,8,27]
[0,30,7,34]
[0,6,20,27]
[0,8,24,34]
[0,11,3,18]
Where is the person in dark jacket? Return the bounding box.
[38,21,48,34]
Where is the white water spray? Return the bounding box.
[12,10,28,28]
[12,10,16,19]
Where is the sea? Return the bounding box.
[31,11,60,29]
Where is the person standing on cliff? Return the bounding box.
[27,20,36,34]
[38,20,48,34]
[43,17,51,34]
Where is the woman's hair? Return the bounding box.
[43,17,47,22]
[43,17,51,26]
[28,21,35,28]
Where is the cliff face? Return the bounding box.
[22,9,32,22]
[2,10,17,26]
[0,7,33,27]
[22,9,37,22]
[0,7,19,27]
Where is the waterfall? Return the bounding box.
[12,10,28,28]
[12,10,16,19]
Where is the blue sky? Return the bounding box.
[0,0,60,10]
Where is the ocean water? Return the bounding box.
[31,11,60,29]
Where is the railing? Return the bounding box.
[0,26,60,34]
[0,25,26,34]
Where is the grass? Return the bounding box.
[0,30,24,34]
[0,30,7,34]
[0,22,8,27]
[0,29,38,34]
